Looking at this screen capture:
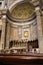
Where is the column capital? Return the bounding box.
[2,8,7,14]
[35,7,41,16]
[35,7,40,11]
[2,15,6,19]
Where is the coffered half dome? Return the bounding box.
[11,2,35,20]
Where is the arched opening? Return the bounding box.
[6,1,39,54]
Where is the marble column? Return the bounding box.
[35,7,43,53]
[6,22,11,49]
[1,15,6,50]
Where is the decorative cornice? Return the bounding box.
[7,17,36,27]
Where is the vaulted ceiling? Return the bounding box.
[11,2,35,19]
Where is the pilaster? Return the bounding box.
[1,15,6,49]
[6,22,11,49]
[35,7,43,53]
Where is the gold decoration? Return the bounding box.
[24,31,28,37]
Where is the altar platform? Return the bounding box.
[0,53,43,65]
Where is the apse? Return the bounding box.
[9,2,38,49]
